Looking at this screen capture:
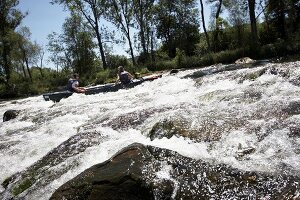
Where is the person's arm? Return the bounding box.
[74,86,86,93]
[72,81,86,93]
[115,74,120,84]
[128,72,133,80]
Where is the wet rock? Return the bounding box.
[184,68,217,79]
[243,88,262,101]
[50,143,154,200]
[148,117,248,142]
[235,57,255,64]
[1,131,108,198]
[236,143,256,158]
[50,143,300,200]
[238,68,267,83]
[3,110,20,122]
[289,77,300,86]
[289,126,300,137]
[148,118,225,142]
[103,107,172,130]
[282,101,300,115]
[269,66,289,77]
[169,69,179,75]
[185,60,269,80]
[148,120,191,140]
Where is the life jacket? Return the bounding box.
[119,71,131,85]
[67,79,78,92]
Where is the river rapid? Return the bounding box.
[1,61,300,199]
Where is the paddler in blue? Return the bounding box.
[115,66,133,85]
[67,73,86,93]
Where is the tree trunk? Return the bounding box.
[248,0,258,45]
[20,46,32,82]
[111,0,136,66]
[21,62,27,78]
[24,55,32,82]
[126,25,136,66]
[91,6,107,69]
[214,0,222,52]
[39,51,44,77]
[199,0,211,51]
[277,0,286,39]
[2,41,11,85]
[137,0,147,55]
[150,29,155,62]
[77,1,107,69]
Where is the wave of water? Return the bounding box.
[0,61,300,199]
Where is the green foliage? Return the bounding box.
[175,48,185,67]
[105,0,136,65]
[95,69,111,84]
[259,39,300,59]
[181,55,206,69]
[195,36,210,56]
[106,54,130,69]
[155,0,200,58]
[147,60,177,71]
[47,13,99,77]
[0,0,26,83]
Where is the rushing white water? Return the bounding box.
[1,61,300,199]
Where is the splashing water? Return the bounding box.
[0,61,300,199]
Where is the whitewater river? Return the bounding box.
[0,61,300,199]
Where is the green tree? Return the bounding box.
[35,44,45,77]
[105,0,137,66]
[48,13,98,77]
[199,0,211,51]
[133,0,155,63]
[0,0,26,85]
[223,0,248,49]
[266,0,300,40]
[52,0,109,69]
[155,0,200,58]
[207,0,225,51]
[15,27,41,82]
[286,0,300,33]
[248,0,258,46]
[47,32,66,73]
[267,0,286,39]
[62,13,97,76]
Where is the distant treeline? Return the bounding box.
[1,0,299,98]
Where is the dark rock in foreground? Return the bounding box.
[51,143,300,200]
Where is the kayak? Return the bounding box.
[43,74,162,102]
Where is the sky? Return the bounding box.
[17,0,69,68]
[17,0,211,69]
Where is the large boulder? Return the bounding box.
[50,143,300,200]
[3,110,20,122]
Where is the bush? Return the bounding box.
[180,56,206,69]
[95,70,111,84]
[147,60,177,71]
[211,48,249,64]
[16,82,40,96]
[175,48,185,67]
[106,54,130,69]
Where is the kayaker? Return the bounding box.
[115,66,133,85]
[67,73,86,93]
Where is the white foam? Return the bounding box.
[0,62,300,199]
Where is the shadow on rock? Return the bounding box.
[51,143,300,200]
